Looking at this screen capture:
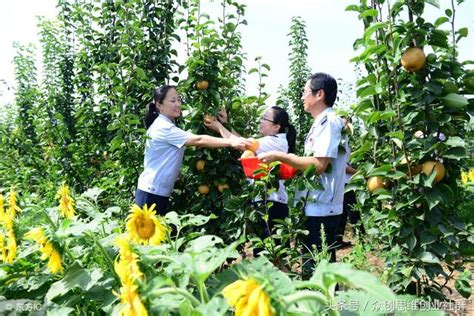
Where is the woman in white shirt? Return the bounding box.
[136,85,249,214]
[205,106,296,247]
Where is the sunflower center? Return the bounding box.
[136,216,155,239]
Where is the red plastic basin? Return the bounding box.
[239,157,297,180]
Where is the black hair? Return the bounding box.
[143,85,176,129]
[271,106,297,154]
[308,72,338,107]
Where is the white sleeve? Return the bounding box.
[255,135,288,154]
[167,125,194,148]
[312,118,342,159]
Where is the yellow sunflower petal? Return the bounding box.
[0,233,6,262]
[223,280,248,306]
[7,189,21,219]
[258,289,274,316]
[117,283,148,316]
[25,227,47,244]
[5,231,17,264]
[126,204,168,245]
[469,169,474,182]
[242,285,261,316]
[57,183,75,219]
[48,249,63,274]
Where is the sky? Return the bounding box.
[0,0,473,107]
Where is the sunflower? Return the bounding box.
[469,169,474,182]
[461,171,468,184]
[47,247,63,274]
[0,194,13,232]
[114,236,143,286]
[222,278,275,316]
[56,183,75,219]
[4,231,17,264]
[7,189,21,220]
[126,204,168,245]
[117,282,148,316]
[113,236,148,315]
[0,233,6,262]
[25,227,63,274]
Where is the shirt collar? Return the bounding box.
[313,107,333,127]
[157,114,174,124]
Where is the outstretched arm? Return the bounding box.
[204,120,239,139]
[258,151,330,175]
[185,134,250,150]
[217,109,241,137]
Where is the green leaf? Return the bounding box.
[441,93,468,110]
[46,263,103,300]
[392,138,403,149]
[311,261,395,300]
[165,211,181,228]
[418,251,440,264]
[186,235,222,253]
[80,187,104,202]
[425,188,442,210]
[370,164,393,176]
[425,0,440,8]
[357,85,376,98]
[434,16,449,27]
[303,164,317,177]
[363,22,388,40]
[454,269,472,298]
[406,235,417,251]
[426,208,442,226]
[387,130,404,140]
[446,136,466,147]
[420,231,437,246]
[359,9,378,19]
[444,147,467,160]
[458,27,468,38]
[387,170,406,180]
[345,4,360,12]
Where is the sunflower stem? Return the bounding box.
[63,241,76,262]
[39,207,57,231]
[150,287,201,307]
[282,290,339,316]
[294,281,326,293]
[194,276,209,303]
[90,232,120,284]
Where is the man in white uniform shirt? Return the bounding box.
[258,73,347,267]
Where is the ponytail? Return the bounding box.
[144,102,159,129]
[286,124,297,153]
[271,106,297,154]
[143,85,176,129]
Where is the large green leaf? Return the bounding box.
[444,147,468,160]
[310,261,395,300]
[445,136,466,147]
[441,93,468,110]
[46,263,103,301]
